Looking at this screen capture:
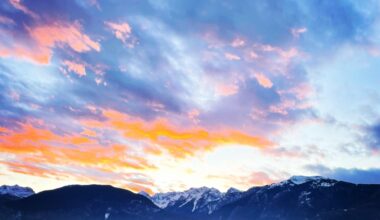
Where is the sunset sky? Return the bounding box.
[1,0,380,194]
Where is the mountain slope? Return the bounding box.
[0,185,34,199]
[212,176,380,220]
[1,176,380,220]
[150,186,243,217]
[2,184,174,220]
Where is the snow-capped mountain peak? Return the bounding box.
[225,187,241,194]
[148,176,340,216]
[138,191,150,198]
[289,175,324,184]
[150,186,244,214]
[0,185,35,198]
[269,175,337,188]
[151,187,223,210]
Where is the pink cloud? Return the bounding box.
[249,171,275,186]
[250,108,267,120]
[62,60,86,77]
[257,43,299,60]
[231,37,245,48]
[0,15,15,25]
[248,51,259,59]
[278,83,314,101]
[105,21,135,47]
[224,52,241,61]
[201,30,225,49]
[9,0,38,19]
[269,101,293,115]
[253,72,273,88]
[187,109,200,124]
[291,27,307,38]
[0,44,50,64]
[0,22,100,64]
[8,90,20,101]
[279,47,299,59]
[216,83,239,96]
[269,98,311,115]
[29,22,101,53]
[366,47,380,57]
[87,0,101,10]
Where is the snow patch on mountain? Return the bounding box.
[289,176,324,184]
[150,186,244,214]
[0,185,35,198]
[269,176,336,188]
[138,191,150,198]
[151,187,222,210]
[147,176,338,215]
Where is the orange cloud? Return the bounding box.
[0,160,156,194]
[81,128,97,137]
[253,72,273,88]
[0,122,155,177]
[0,110,272,193]
[62,60,86,77]
[80,109,273,158]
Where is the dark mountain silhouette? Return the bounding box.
[1,184,176,220]
[211,176,380,220]
[1,176,380,220]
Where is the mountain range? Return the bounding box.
[1,176,380,220]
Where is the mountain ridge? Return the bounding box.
[1,176,380,220]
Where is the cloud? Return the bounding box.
[248,171,276,185]
[224,52,241,61]
[0,21,100,64]
[231,37,245,48]
[62,60,86,77]
[105,21,131,40]
[216,83,239,96]
[0,15,15,25]
[253,72,273,88]
[0,120,157,189]
[83,109,273,158]
[291,27,307,38]
[29,22,100,53]
[364,123,380,150]
[0,110,272,192]
[306,164,380,184]
[105,21,134,47]
[9,0,38,19]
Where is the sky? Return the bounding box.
[0,0,380,194]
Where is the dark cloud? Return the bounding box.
[306,164,380,184]
[364,123,380,150]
